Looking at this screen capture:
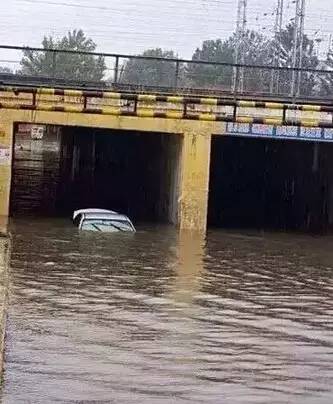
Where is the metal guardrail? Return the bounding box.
[1,44,333,101]
[2,72,333,106]
[1,84,333,129]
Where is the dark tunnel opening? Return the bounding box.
[208,136,333,233]
[10,124,182,224]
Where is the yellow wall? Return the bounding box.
[179,130,212,232]
[0,114,14,223]
[0,109,224,233]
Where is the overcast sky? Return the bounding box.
[1,0,333,66]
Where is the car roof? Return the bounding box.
[82,212,131,221]
[73,208,117,220]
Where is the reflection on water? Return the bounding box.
[1,219,333,403]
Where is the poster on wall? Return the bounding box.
[226,122,333,142]
[0,145,10,166]
[31,126,45,140]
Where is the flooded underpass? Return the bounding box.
[209,136,333,232]
[2,126,333,403]
[1,219,333,403]
[11,124,181,224]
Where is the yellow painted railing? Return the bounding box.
[0,85,332,128]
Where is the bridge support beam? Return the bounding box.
[0,113,13,230]
[179,131,211,233]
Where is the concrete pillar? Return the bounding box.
[0,114,14,223]
[179,131,211,233]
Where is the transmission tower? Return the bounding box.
[291,0,306,97]
[270,0,284,94]
[233,0,247,93]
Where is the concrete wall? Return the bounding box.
[11,126,61,216]
[0,119,13,220]
[158,134,182,224]
[179,131,212,232]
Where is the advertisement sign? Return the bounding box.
[226,122,333,142]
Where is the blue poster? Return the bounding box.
[226,122,333,142]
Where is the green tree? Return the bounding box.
[20,29,106,81]
[229,30,272,92]
[0,66,13,74]
[187,31,271,90]
[271,23,319,96]
[316,51,333,97]
[187,39,234,88]
[121,48,181,87]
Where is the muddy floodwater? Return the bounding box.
[1,219,333,403]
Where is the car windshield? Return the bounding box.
[81,219,134,232]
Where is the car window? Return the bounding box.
[81,219,134,232]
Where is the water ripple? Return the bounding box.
[1,219,333,403]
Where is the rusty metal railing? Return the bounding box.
[1,44,333,102]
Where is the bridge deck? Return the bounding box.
[0,82,332,129]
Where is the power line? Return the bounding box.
[2,0,332,62]
[15,0,235,11]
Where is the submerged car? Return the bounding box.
[73,209,136,233]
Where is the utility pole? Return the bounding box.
[296,0,306,96]
[291,0,306,97]
[291,0,300,97]
[233,0,247,93]
[239,0,247,92]
[270,0,284,94]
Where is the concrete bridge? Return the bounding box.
[1,82,333,233]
